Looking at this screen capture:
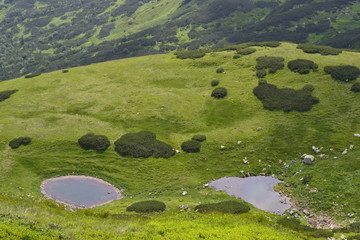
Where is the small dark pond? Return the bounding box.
[41,176,123,208]
[208,176,290,214]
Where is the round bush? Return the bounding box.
[9,137,31,149]
[195,201,250,214]
[288,59,318,74]
[211,80,220,87]
[181,140,201,153]
[0,89,18,102]
[236,48,256,55]
[351,82,360,92]
[211,87,227,99]
[233,54,241,59]
[216,67,224,73]
[256,69,266,78]
[126,200,166,213]
[78,133,110,152]
[302,84,315,92]
[324,65,360,82]
[114,131,175,158]
[192,135,206,142]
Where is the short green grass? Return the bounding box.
[0,42,359,239]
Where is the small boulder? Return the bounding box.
[301,154,315,165]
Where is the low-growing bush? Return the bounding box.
[253,81,319,112]
[62,69,69,73]
[175,50,206,59]
[324,65,360,82]
[195,201,250,214]
[192,135,206,142]
[297,43,342,55]
[0,90,18,102]
[256,69,267,78]
[78,133,110,152]
[211,80,220,87]
[211,87,227,98]
[216,67,225,73]
[181,140,201,153]
[114,131,175,158]
[236,48,256,55]
[9,137,31,149]
[288,59,318,74]
[24,73,41,78]
[334,222,360,233]
[126,200,166,213]
[233,54,241,59]
[351,82,360,92]
[256,56,285,74]
[302,175,312,184]
[278,217,333,238]
[348,235,360,240]
[252,41,281,48]
[302,84,315,92]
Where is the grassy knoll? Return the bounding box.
[0,42,359,238]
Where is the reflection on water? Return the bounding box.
[208,176,290,214]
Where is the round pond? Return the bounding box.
[208,176,290,214]
[41,175,123,208]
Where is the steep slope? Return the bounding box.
[0,0,359,81]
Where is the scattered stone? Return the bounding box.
[182,191,187,196]
[341,149,348,155]
[301,154,315,165]
[220,145,225,149]
[175,149,180,153]
[333,156,338,159]
[302,209,310,215]
[237,141,242,145]
[203,183,209,188]
[354,133,360,137]
[349,145,354,150]
[180,204,189,211]
[316,154,328,159]
[329,148,334,151]
[257,127,262,131]
[312,146,322,153]
[243,157,249,164]
[347,213,355,218]
[309,188,318,193]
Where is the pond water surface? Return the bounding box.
[41,175,123,208]
[208,176,290,214]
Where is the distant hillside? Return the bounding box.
[0,0,359,80]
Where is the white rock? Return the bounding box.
[342,149,348,155]
[354,134,360,137]
[182,191,187,196]
[349,145,354,150]
[220,145,225,149]
[237,141,242,145]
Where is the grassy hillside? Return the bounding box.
[0,42,359,239]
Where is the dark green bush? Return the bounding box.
[288,59,318,74]
[216,67,225,73]
[334,222,360,233]
[0,90,18,102]
[211,87,227,99]
[253,81,319,112]
[278,217,333,238]
[233,54,241,59]
[126,200,166,213]
[9,137,31,149]
[251,41,281,48]
[211,80,220,87]
[351,82,360,92]
[195,201,250,214]
[192,135,206,142]
[302,84,315,92]
[78,133,110,152]
[348,235,360,240]
[114,131,175,158]
[181,140,201,153]
[324,65,360,82]
[302,175,312,184]
[256,56,285,74]
[297,43,342,55]
[62,69,69,73]
[256,69,267,78]
[24,73,41,78]
[175,50,206,59]
[236,48,256,55]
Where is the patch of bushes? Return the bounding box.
[297,43,342,55]
[211,87,227,99]
[126,200,166,213]
[233,54,241,59]
[302,175,312,184]
[9,137,31,149]
[211,80,220,87]
[195,201,250,214]
[256,56,285,74]
[78,133,110,152]
[253,81,319,112]
[324,65,360,82]
[192,135,206,142]
[288,59,318,74]
[24,73,41,78]
[251,41,281,48]
[351,82,360,92]
[0,90,18,102]
[62,69,69,73]
[256,69,267,78]
[278,217,334,238]
[216,67,225,73]
[181,140,201,153]
[175,50,206,59]
[236,48,256,55]
[114,131,175,158]
[348,235,360,240]
[334,222,360,233]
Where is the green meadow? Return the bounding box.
[0,42,359,239]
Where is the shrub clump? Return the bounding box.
[175,50,206,59]
[236,48,256,55]
[256,69,267,78]
[78,133,110,152]
[288,59,318,74]
[256,56,285,74]
[216,67,225,73]
[297,43,342,55]
[324,65,360,82]
[181,140,201,153]
[351,82,360,92]
[126,200,166,213]
[253,81,319,112]
[211,87,227,99]
[0,90,18,102]
[9,137,31,149]
[211,80,220,87]
[114,131,175,158]
[195,201,250,214]
[192,135,206,142]
[24,73,41,78]
[251,41,281,48]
